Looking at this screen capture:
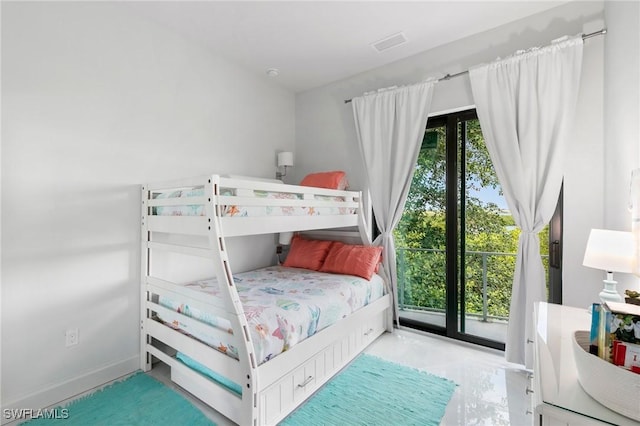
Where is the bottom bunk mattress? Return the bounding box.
[156,265,385,365]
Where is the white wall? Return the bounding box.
[295,1,611,309]
[602,1,640,293]
[1,2,294,412]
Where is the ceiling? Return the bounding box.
[121,1,568,93]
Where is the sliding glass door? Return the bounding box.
[395,109,557,349]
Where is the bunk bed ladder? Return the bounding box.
[206,176,259,426]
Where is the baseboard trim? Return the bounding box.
[1,355,139,425]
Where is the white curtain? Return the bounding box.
[352,81,436,324]
[469,36,583,367]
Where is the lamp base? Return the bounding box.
[599,279,623,304]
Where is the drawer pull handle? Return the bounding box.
[297,376,313,388]
[526,338,534,344]
[364,328,374,336]
[525,387,534,395]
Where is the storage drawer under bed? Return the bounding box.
[259,309,386,425]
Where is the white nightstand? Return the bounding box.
[532,302,639,426]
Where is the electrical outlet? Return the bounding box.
[65,328,78,347]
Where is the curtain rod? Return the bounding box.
[344,28,606,104]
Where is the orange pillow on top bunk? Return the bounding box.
[319,242,383,280]
[299,171,348,190]
[282,236,333,271]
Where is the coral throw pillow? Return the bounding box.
[320,242,383,280]
[299,171,348,190]
[282,236,333,271]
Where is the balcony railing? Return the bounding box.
[397,247,549,323]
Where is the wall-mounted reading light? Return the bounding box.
[276,151,294,180]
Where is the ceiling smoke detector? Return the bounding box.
[266,68,280,77]
[371,32,408,52]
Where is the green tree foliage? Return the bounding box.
[395,119,549,320]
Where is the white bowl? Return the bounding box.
[572,330,640,421]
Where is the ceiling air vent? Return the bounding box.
[371,32,407,52]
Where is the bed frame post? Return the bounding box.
[356,194,373,245]
[140,185,152,372]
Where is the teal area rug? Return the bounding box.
[26,372,214,426]
[281,354,457,426]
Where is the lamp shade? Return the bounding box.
[277,151,294,167]
[582,229,634,273]
[278,232,293,245]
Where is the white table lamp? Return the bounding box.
[582,229,634,303]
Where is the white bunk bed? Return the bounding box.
[140,175,392,426]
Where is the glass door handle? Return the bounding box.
[550,240,561,269]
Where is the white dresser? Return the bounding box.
[532,302,639,426]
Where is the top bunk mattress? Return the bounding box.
[157,265,385,365]
[151,185,356,218]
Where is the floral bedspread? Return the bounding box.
[158,265,385,364]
